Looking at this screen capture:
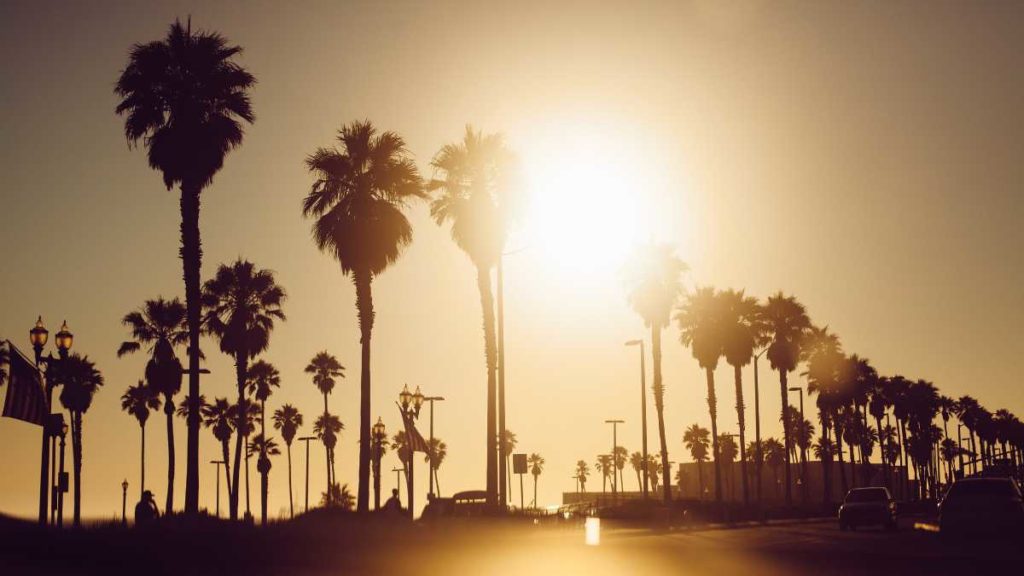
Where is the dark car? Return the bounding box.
[938,477,1024,536]
[839,487,897,531]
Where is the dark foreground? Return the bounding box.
[2,513,1021,575]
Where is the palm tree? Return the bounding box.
[763,438,786,498]
[370,424,391,510]
[676,287,725,503]
[718,289,762,507]
[683,424,710,500]
[596,454,613,494]
[53,354,104,526]
[612,446,628,493]
[272,404,303,518]
[245,360,280,524]
[202,259,286,519]
[955,395,981,475]
[247,433,281,520]
[575,460,590,493]
[500,430,518,502]
[303,121,425,512]
[527,453,544,508]
[625,242,686,502]
[321,483,355,510]
[761,292,811,506]
[305,351,345,503]
[234,399,260,517]
[120,381,161,498]
[201,397,234,507]
[115,21,255,513]
[801,325,844,500]
[425,438,448,495]
[314,412,344,505]
[629,452,645,491]
[429,127,517,505]
[117,297,187,513]
[647,456,663,492]
[718,434,739,500]
[392,431,411,485]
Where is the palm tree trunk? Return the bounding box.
[164,399,175,514]
[260,400,267,525]
[230,354,248,520]
[821,412,833,504]
[323,393,331,506]
[475,265,499,505]
[287,443,294,518]
[697,460,704,499]
[779,369,793,506]
[834,418,848,496]
[245,433,252,516]
[180,182,203,516]
[354,270,374,513]
[140,423,146,498]
[221,439,233,505]
[636,469,642,491]
[875,415,888,489]
[651,325,671,503]
[733,364,749,507]
[533,474,538,508]
[705,367,722,503]
[899,421,909,499]
[72,411,82,527]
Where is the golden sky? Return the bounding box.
[1,0,1022,518]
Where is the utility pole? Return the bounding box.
[298,436,316,513]
[625,340,648,499]
[210,460,225,516]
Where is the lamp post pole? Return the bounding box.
[788,386,808,503]
[625,340,648,499]
[397,385,424,518]
[423,396,445,497]
[210,460,225,517]
[30,317,73,526]
[121,479,129,526]
[605,420,624,498]
[753,349,766,504]
[371,418,387,510]
[297,436,316,513]
[57,422,67,527]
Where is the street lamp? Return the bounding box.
[398,385,424,517]
[121,479,129,526]
[210,460,225,517]
[605,419,624,497]
[788,386,808,503]
[371,418,387,510]
[625,339,649,499]
[57,421,68,527]
[297,436,316,513]
[29,316,73,526]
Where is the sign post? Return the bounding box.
[513,453,527,510]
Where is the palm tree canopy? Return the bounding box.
[425,437,448,468]
[144,339,185,399]
[314,413,344,450]
[114,19,255,189]
[500,430,518,455]
[625,242,687,328]
[683,424,711,462]
[428,126,518,268]
[245,359,280,402]
[718,434,739,463]
[202,259,287,359]
[55,354,104,414]
[117,297,188,357]
[763,438,786,467]
[392,431,410,464]
[121,380,161,427]
[305,351,345,396]
[676,287,724,370]
[232,399,260,437]
[528,453,545,477]
[762,292,811,373]
[247,433,281,458]
[176,393,207,420]
[719,289,764,368]
[575,460,590,480]
[202,397,234,442]
[272,404,303,446]
[303,120,425,276]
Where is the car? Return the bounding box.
[838,487,897,531]
[938,477,1024,536]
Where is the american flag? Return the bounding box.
[398,404,429,454]
[1,342,48,426]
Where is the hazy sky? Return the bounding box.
[1,1,1022,519]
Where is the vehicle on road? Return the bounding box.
[938,477,1024,537]
[838,487,897,531]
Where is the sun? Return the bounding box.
[520,126,647,277]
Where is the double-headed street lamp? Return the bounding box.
[371,418,387,510]
[398,384,424,517]
[29,316,73,526]
[625,339,649,499]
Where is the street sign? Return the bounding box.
[58,472,69,492]
[512,453,527,475]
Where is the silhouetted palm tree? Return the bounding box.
[425,438,448,495]
[303,121,424,512]
[528,453,544,508]
[575,460,590,492]
[273,404,303,518]
[429,127,517,505]
[683,424,710,500]
[596,454,613,494]
[719,434,739,500]
[625,242,686,502]
[629,451,645,491]
[501,430,518,502]
[306,352,344,498]
[247,433,280,520]
[115,21,255,514]
[612,446,628,492]
[763,438,786,498]
[677,287,725,503]
[202,398,234,507]
[761,292,811,506]
[121,381,161,498]
[314,413,344,505]
[370,425,390,510]
[646,455,663,492]
[54,354,104,526]
[801,324,844,500]
[117,297,187,512]
[234,399,260,517]
[718,289,762,506]
[203,259,286,519]
[321,483,355,510]
[246,360,280,524]
[392,431,411,486]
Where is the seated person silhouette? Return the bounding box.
[383,489,403,515]
[134,490,160,526]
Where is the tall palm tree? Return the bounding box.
[718,289,762,506]
[629,452,645,491]
[234,398,260,517]
[120,381,161,499]
[801,325,844,500]
[575,460,590,492]
[868,376,892,489]
[246,360,280,524]
[303,121,425,512]
[647,455,663,492]
[115,21,255,514]
[612,446,628,493]
[117,297,187,513]
[273,404,303,518]
[306,351,345,500]
[429,127,517,505]
[625,242,687,502]
[201,397,234,510]
[247,433,281,520]
[528,453,544,508]
[955,395,981,475]
[202,259,286,519]
[676,286,725,503]
[54,354,104,526]
[500,430,518,503]
[761,292,811,506]
[596,454,613,494]
[314,412,344,505]
[425,438,448,495]
[719,434,739,500]
[683,424,710,500]
[763,438,786,498]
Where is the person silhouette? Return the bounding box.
[383,489,403,515]
[134,490,160,526]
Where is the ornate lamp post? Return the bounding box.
[57,421,68,527]
[121,479,129,526]
[29,317,73,526]
[398,384,423,517]
[371,418,387,510]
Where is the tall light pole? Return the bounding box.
[297,436,316,513]
[57,421,68,527]
[625,340,649,499]
[497,246,525,506]
[371,418,387,510]
[752,348,766,504]
[29,316,73,526]
[423,396,445,497]
[121,479,129,526]
[788,386,808,502]
[210,460,225,517]
[605,419,624,497]
[398,384,424,518]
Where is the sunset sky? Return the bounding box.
[1,1,1022,519]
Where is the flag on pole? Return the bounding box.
[1,342,48,426]
[398,404,429,454]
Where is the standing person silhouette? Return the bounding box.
[134,490,160,526]
[382,489,403,515]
